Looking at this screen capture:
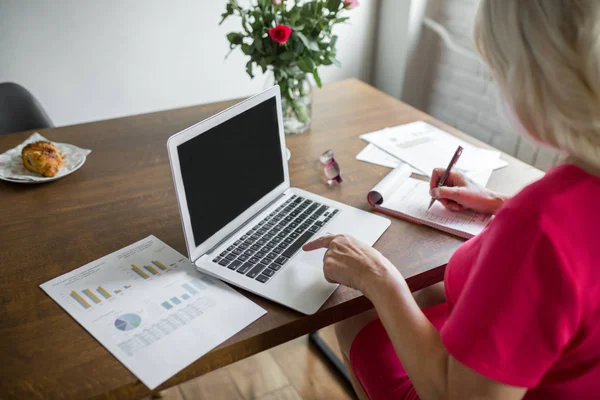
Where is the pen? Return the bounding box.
[428,145,463,210]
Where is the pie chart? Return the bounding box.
[114,313,142,331]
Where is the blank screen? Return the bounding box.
[177,97,284,247]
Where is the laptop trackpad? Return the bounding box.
[296,247,326,270]
[294,230,333,270]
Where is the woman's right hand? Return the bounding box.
[429,168,508,214]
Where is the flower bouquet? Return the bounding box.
[221,0,359,134]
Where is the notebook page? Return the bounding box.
[368,164,413,206]
[384,178,492,237]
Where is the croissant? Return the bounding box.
[21,141,64,177]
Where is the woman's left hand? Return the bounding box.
[302,234,402,298]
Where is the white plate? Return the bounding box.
[0,133,91,184]
[0,156,87,184]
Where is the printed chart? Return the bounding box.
[40,235,265,389]
[114,314,142,331]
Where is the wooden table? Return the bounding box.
[0,79,543,399]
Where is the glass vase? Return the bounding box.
[268,69,313,135]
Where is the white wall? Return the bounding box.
[0,0,378,127]
[400,0,560,170]
[373,0,426,99]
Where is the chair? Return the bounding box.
[0,83,53,135]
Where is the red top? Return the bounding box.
[441,164,600,398]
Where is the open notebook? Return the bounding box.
[367,165,492,239]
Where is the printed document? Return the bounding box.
[360,121,508,177]
[357,142,496,187]
[40,235,266,389]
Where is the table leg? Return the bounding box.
[308,331,353,387]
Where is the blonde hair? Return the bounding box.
[474,0,600,170]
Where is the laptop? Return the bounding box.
[167,86,390,314]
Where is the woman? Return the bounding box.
[303,1,600,399]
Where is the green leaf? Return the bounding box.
[301,2,313,18]
[279,52,295,61]
[295,32,320,52]
[219,3,235,25]
[297,56,315,73]
[246,61,254,78]
[259,57,268,71]
[312,69,322,88]
[334,17,349,24]
[293,39,305,54]
[329,57,342,67]
[289,8,301,24]
[326,0,342,12]
[253,38,263,52]
[219,13,230,25]
[322,57,333,66]
[241,43,253,55]
[330,35,338,49]
[226,32,243,45]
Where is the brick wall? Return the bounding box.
[413,0,560,171]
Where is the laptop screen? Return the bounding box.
[177,97,284,247]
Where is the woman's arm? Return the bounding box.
[370,270,526,400]
[303,235,526,400]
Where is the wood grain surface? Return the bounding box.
[0,79,543,399]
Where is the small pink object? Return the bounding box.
[344,0,359,9]
[320,149,342,184]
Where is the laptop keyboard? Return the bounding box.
[211,195,339,283]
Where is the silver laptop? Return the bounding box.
[167,86,390,314]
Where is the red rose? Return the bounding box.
[269,24,292,44]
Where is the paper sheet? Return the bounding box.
[40,235,266,389]
[385,178,492,237]
[359,143,495,187]
[356,143,423,173]
[360,121,508,177]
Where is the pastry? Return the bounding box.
[21,141,64,177]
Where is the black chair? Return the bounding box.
[0,82,53,135]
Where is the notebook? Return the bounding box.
[367,164,492,239]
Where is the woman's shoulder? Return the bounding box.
[501,163,599,221]
[489,164,597,278]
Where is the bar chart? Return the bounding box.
[144,265,158,276]
[69,262,187,310]
[97,286,112,299]
[131,264,150,279]
[131,261,169,280]
[72,286,123,309]
[83,289,101,304]
[152,261,168,271]
[70,291,91,309]
[160,279,207,311]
